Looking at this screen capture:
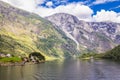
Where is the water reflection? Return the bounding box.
[0,59,120,80]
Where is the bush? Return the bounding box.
[29,52,45,61]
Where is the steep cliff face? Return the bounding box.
[88,22,120,43]
[46,13,120,53]
[0,1,79,59]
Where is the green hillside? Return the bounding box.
[0,1,79,60]
[103,45,120,60]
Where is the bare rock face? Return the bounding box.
[46,13,120,53]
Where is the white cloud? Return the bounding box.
[0,0,45,12]
[91,0,119,5]
[35,3,93,21]
[1,0,120,23]
[1,0,93,21]
[93,10,120,23]
[46,1,53,7]
[110,5,120,10]
[53,0,68,5]
[1,0,37,12]
[36,0,45,4]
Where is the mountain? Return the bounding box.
[0,1,79,60]
[46,13,120,53]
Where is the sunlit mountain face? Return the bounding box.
[46,13,120,53]
[0,0,120,56]
[0,1,120,80]
[0,1,79,59]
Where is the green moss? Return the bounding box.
[0,57,22,62]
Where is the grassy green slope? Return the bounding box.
[0,1,79,60]
[103,45,120,60]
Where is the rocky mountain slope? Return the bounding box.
[46,13,120,53]
[0,1,79,60]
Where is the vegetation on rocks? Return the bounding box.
[80,45,120,61]
[0,1,79,61]
[79,52,105,60]
[102,45,120,60]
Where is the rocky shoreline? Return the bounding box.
[0,61,45,66]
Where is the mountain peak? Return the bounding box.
[46,13,80,25]
[47,13,76,18]
[46,13,120,53]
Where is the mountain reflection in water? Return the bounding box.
[0,59,120,80]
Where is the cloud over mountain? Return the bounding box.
[93,10,120,23]
[1,0,120,23]
[35,3,93,21]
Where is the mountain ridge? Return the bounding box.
[46,13,120,53]
[0,1,79,60]
[0,0,120,59]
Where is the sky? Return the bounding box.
[1,0,120,23]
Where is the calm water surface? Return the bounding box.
[0,59,120,80]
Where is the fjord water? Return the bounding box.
[0,59,120,80]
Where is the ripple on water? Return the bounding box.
[1,59,120,80]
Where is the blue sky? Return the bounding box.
[40,0,120,15]
[1,0,120,23]
[90,0,120,15]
